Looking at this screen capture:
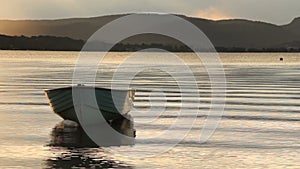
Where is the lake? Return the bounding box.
[0,51,299,168]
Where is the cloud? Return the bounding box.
[193,7,232,20]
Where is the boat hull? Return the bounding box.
[45,86,135,124]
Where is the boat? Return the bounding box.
[45,85,135,125]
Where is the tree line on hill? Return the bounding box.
[0,34,300,52]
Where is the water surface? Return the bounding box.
[0,51,299,168]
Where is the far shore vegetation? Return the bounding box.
[1,34,299,52]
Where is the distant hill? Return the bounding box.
[0,14,300,51]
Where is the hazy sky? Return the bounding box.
[1,0,300,25]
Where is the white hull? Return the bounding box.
[45,86,135,125]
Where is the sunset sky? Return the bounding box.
[1,0,300,25]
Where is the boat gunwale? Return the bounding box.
[44,86,135,93]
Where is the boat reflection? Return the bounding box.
[49,116,136,148]
[45,117,136,168]
[45,148,134,169]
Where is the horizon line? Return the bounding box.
[0,13,298,26]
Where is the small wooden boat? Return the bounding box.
[45,85,135,125]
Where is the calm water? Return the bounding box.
[0,51,299,169]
